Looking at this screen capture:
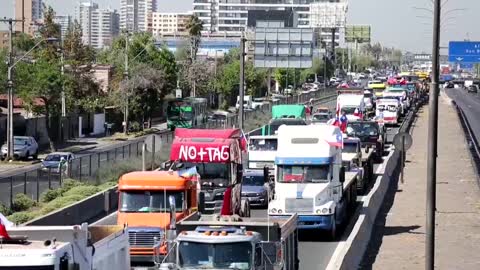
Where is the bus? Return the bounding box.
[166,97,208,131]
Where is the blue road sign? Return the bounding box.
[449,41,480,63]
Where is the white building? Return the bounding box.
[77,1,120,49]
[120,0,156,32]
[151,12,191,36]
[193,0,346,44]
[54,15,72,43]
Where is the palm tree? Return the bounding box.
[185,14,204,63]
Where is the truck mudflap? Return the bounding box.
[270,215,333,230]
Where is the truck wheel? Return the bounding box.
[329,214,337,241]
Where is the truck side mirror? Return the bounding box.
[161,161,171,170]
[198,191,205,213]
[365,145,371,153]
[263,167,269,183]
[339,166,346,183]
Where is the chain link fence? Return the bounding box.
[0,88,336,208]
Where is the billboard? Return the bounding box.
[345,25,371,43]
[448,41,480,63]
[309,2,348,28]
[253,28,313,68]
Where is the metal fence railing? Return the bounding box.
[0,88,337,208]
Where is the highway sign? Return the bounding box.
[448,41,480,63]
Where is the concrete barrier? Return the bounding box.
[24,185,118,226]
[326,103,421,270]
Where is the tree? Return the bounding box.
[185,14,203,62]
[37,6,61,61]
[13,33,35,53]
[117,64,168,127]
[63,20,95,66]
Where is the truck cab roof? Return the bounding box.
[176,226,261,244]
[119,171,193,191]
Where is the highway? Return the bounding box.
[93,102,403,270]
[445,88,480,143]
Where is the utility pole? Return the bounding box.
[238,34,246,130]
[22,0,25,33]
[60,47,66,117]
[426,0,441,269]
[331,28,336,73]
[1,18,22,161]
[123,31,129,134]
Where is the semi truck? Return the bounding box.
[247,135,278,171]
[116,171,198,264]
[0,223,129,270]
[170,128,250,217]
[336,89,366,122]
[155,201,299,270]
[268,125,358,239]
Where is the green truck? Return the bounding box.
[166,97,208,130]
[250,105,307,136]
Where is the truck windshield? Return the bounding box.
[120,191,183,212]
[341,106,357,115]
[343,143,358,154]
[347,122,379,137]
[183,163,230,180]
[248,138,277,151]
[243,175,264,186]
[179,241,252,269]
[278,165,330,183]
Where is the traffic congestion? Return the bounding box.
[0,70,428,270]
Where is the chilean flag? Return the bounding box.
[326,132,344,148]
[240,129,247,152]
[0,213,12,240]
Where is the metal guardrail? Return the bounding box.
[452,100,480,178]
[0,88,337,208]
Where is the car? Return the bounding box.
[311,113,331,124]
[241,169,273,208]
[252,98,266,110]
[346,121,385,160]
[40,152,75,174]
[467,85,478,93]
[1,136,39,160]
[444,82,454,89]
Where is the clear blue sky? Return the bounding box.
[0,0,477,53]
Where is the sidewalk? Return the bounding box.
[360,97,480,269]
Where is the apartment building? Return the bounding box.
[54,15,72,43]
[120,0,156,32]
[77,1,120,49]
[151,12,191,36]
[14,0,43,35]
[193,0,346,44]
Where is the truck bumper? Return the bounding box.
[270,214,334,230]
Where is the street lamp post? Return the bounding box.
[123,32,130,134]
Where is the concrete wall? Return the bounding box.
[24,186,118,226]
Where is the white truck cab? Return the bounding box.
[269,125,357,238]
[247,135,278,171]
[376,98,401,125]
[337,89,365,122]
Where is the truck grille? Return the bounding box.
[285,198,313,213]
[128,230,163,247]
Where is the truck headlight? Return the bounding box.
[278,209,283,214]
[322,208,329,214]
[316,209,322,214]
[270,208,277,214]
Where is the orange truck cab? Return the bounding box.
[117,171,197,264]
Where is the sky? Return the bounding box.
[0,0,478,53]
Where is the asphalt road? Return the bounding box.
[445,88,480,143]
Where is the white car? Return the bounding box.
[1,136,39,160]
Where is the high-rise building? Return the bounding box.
[120,0,155,32]
[14,0,43,35]
[151,12,191,36]
[192,0,346,45]
[77,1,120,49]
[54,15,72,43]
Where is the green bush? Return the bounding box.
[63,186,100,198]
[40,189,61,203]
[97,181,117,191]
[8,211,40,225]
[40,194,85,215]
[0,202,12,216]
[11,193,35,212]
[59,179,83,194]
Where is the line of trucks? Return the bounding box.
[0,84,421,269]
